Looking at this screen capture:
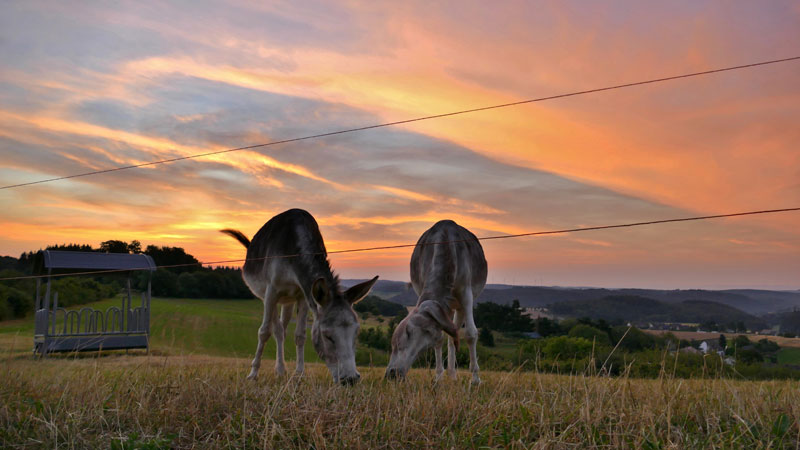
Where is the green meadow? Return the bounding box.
[0,296,319,363]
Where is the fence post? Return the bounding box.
[35,278,41,310]
[40,276,51,357]
[146,279,152,334]
[126,279,132,332]
[51,292,58,336]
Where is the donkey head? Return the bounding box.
[311,275,378,385]
[385,300,458,380]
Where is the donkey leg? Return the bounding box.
[249,286,278,380]
[447,310,465,379]
[294,300,309,375]
[273,303,291,376]
[463,289,480,385]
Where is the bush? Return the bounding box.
[358,327,391,352]
[478,327,495,347]
[0,295,9,321]
[0,285,32,318]
[738,349,764,365]
[568,324,611,346]
[543,336,597,360]
[610,326,656,352]
[49,277,117,308]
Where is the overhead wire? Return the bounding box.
[1,56,799,190]
[1,206,797,281]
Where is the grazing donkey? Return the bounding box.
[221,209,378,385]
[385,220,487,384]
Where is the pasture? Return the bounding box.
[644,330,800,349]
[2,298,800,448]
[0,296,318,362]
[3,355,800,448]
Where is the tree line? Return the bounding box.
[0,239,255,320]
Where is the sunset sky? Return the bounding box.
[1,1,798,289]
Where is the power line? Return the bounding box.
[1,206,797,281]
[2,56,799,191]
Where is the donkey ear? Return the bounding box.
[423,302,459,350]
[344,275,379,304]
[311,277,330,308]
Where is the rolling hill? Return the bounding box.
[343,279,800,316]
[548,295,767,329]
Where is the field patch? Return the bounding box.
[2,355,800,448]
[0,296,319,362]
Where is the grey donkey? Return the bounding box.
[221,209,378,385]
[385,220,487,384]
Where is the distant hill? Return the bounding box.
[548,295,767,330]
[340,279,411,300]
[340,280,800,315]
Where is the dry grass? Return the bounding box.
[2,354,800,449]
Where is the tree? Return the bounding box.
[478,327,495,347]
[610,326,655,352]
[474,301,534,332]
[737,349,763,365]
[144,245,199,273]
[733,334,751,349]
[128,240,142,254]
[718,334,727,350]
[535,317,560,337]
[99,240,131,253]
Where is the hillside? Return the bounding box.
[547,295,767,329]
[351,280,800,315]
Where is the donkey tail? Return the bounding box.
[220,229,250,248]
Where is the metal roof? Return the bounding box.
[39,250,157,272]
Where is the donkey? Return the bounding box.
[385,220,487,384]
[221,208,378,385]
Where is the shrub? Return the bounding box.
[568,324,611,346]
[610,326,656,352]
[478,326,495,347]
[358,327,390,352]
[543,336,597,360]
[0,285,32,318]
[0,295,9,321]
[49,277,117,308]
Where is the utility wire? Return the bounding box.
[1,206,797,281]
[2,56,799,191]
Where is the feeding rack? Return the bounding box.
[33,250,156,356]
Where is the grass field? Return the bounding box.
[0,296,319,363]
[777,347,800,365]
[644,329,800,348]
[3,298,800,448]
